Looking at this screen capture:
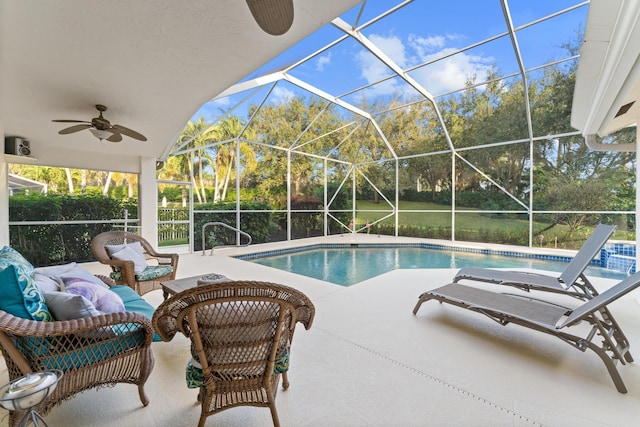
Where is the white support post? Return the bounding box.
[636,126,640,279]
[0,122,9,246]
[139,157,158,248]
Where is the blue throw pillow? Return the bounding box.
[0,246,35,276]
[0,264,52,321]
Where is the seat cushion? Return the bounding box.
[185,348,290,388]
[110,265,173,283]
[110,285,161,341]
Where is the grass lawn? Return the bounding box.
[352,200,633,249]
[355,200,532,232]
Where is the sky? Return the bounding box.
[193,0,589,124]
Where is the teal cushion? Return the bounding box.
[110,285,161,341]
[13,331,147,371]
[185,348,290,388]
[0,264,52,321]
[110,265,173,282]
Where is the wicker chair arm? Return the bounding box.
[0,309,154,341]
[95,274,117,288]
[99,258,137,287]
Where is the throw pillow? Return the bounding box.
[34,262,77,277]
[44,291,102,320]
[0,264,52,321]
[105,241,143,257]
[63,277,125,313]
[111,245,148,273]
[0,246,35,276]
[33,272,63,292]
[58,264,110,289]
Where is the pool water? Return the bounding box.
[250,247,628,286]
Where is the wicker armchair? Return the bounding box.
[91,231,179,296]
[0,276,155,427]
[152,281,315,427]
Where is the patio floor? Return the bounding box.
[2,235,640,426]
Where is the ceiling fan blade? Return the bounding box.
[58,124,92,134]
[106,132,123,143]
[112,124,147,141]
[246,0,294,36]
[52,119,91,123]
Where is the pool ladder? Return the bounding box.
[201,222,252,255]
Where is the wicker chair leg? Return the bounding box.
[138,384,150,406]
[269,400,281,427]
[281,372,289,390]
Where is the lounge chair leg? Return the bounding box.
[586,342,628,393]
[412,294,429,315]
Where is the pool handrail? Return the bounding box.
[201,222,252,255]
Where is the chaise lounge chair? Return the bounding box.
[412,272,640,393]
[453,224,616,300]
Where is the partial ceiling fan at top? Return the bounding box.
[52,104,147,143]
[246,0,294,36]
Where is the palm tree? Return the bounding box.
[175,117,217,204]
[210,116,257,202]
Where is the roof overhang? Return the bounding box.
[571,0,640,149]
[0,0,360,172]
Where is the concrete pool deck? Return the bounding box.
[2,235,640,426]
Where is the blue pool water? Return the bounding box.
[250,247,628,286]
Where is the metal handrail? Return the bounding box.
[201,222,252,255]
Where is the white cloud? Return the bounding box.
[316,52,332,71]
[410,48,494,96]
[269,85,295,104]
[408,35,445,57]
[354,34,409,98]
[355,32,494,99]
[369,34,408,67]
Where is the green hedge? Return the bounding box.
[9,194,136,266]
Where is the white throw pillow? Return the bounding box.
[33,272,63,292]
[44,291,102,320]
[111,245,148,273]
[34,262,76,276]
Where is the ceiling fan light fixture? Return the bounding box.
[246,0,294,36]
[89,128,113,140]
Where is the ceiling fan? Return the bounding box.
[246,0,294,36]
[52,104,147,142]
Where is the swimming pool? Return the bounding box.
[246,245,628,286]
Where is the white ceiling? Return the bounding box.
[0,0,360,172]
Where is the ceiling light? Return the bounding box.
[89,128,113,140]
